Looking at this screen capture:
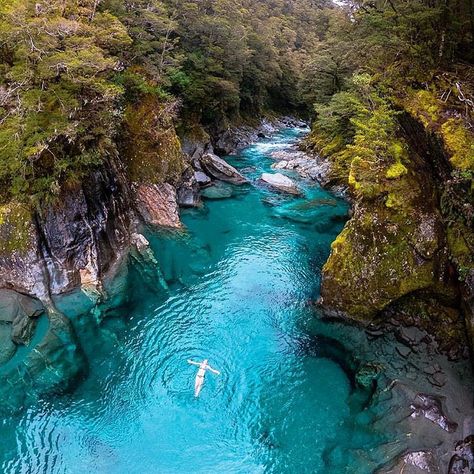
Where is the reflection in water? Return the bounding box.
[0,128,392,473]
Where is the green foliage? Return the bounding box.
[441,119,474,171]
[0,202,33,254]
[386,162,408,179]
[0,0,131,202]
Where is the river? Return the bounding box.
[1,127,404,473]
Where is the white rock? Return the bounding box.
[260,173,301,195]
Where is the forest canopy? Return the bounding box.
[0,0,473,202]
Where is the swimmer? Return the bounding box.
[187,359,220,397]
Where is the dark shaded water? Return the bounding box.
[1,128,396,473]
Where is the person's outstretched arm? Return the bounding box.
[208,366,220,375]
[187,360,200,366]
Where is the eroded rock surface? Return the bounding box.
[135,183,182,228]
[0,158,132,300]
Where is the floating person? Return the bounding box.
[187,359,220,397]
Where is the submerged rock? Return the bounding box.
[0,306,87,414]
[200,152,248,185]
[260,173,301,195]
[201,182,234,199]
[410,393,458,433]
[0,289,45,346]
[129,233,168,291]
[135,183,182,229]
[377,450,440,473]
[0,325,15,365]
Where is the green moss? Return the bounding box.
[447,223,474,281]
[322,196,440,321]
[404,89,442,128]
[330,228,348,251]
[0,203,34,254]
[386,162,408,179]
[388,140,408,162]
[385,192,404,209]
[123,95,185,185]
[440,119,474,171]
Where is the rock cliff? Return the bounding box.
[319,104,474,357]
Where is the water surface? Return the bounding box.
[1,128,390,473]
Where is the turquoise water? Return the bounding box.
[0,128,390,473]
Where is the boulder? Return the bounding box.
[194,171,212,186]
[260,173,301,195]
[134,183,182,228]
[177,167,201,208]
[410,393,458,432]
[200,152,248,185]
[449,436,474,474]
[201,182,234,199]
[270,150,332,184]
[0,289,45,346]
[377,450,440,473]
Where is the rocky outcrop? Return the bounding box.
[200,152,248,185]
[319,108,473,357]
[0,202,49,298]
[134,183,182,229]
[321,201,451,320]
[260,173,301,195]
[270,149,331,184]
[0,157,132,300]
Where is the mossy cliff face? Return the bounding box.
[123,96,186,186]
[321,152,452,321]
[0,203,49,298]
[319,86,473,343]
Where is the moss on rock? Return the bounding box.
[0,202,35,255]
[322,201,443,320]
[123,95,185,185]
[386,162,408,179]
[440,119,474,171]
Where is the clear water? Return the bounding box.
[0,128,389,473]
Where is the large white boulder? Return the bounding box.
[260,173,301,195]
